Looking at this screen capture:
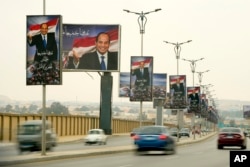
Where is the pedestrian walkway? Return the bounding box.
[0,132,217,166]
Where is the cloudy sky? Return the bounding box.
[1,0,250,105]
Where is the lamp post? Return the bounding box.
[182,58,204,139]
[163,40,192,141]
[196,70,210,86]
[163,40,192,75]
[124,8,161,127]
[182,58,204,86]
[196,70,210,136]
[123,8,161,56]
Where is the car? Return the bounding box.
[170,127,179,137]
[217,127,247,150]
[133,125,176,155]
[179,128,190,138]
[84,129,107,145]
[16,120,57,153]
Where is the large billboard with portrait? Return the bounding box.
[243,105,250,119]
[26,15,62,85]
[130,57,153,101]
[169,75,187,109]
[62,24,121,72]
[187,86,201,113]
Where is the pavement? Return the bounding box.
[0,132,217,166]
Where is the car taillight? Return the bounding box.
[159,134,167,140]
[133,135,140,140]
[233,134,242,138]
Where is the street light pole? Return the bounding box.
[163,40,192,141]
[124,8,161,127]
[182,58,204,86]
[123,9,161,56]
[182,58,204,140]
[196,70,210,136]
[163,40,192,75]
[196,70,210,85]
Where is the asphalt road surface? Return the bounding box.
[2,135,249,167]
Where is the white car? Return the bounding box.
[84,129,108,145]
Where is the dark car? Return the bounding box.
[133,125,176,155]
[217,127,247,150]
[179,128,190,138]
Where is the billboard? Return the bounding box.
[169,75,187,109]
[187,86,201,113]
[119,72,131,97]
[62,24,121,72]
[26,15,62,85]
[243,105,250,119]
[130,56,153,101]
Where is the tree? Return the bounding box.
[5,104,13,112]
[37,102,69,115]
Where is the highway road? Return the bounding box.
[2,135,249,167]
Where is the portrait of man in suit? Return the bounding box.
[27,23,58,63]
[169,75,186,108]
[130,56,153,101]
[26,15,61,85]
[188,87,200,112]
[68,32,118,71]
[63,24,120,72]
[131,61,150,89]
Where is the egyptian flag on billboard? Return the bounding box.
[169,75,186,109]
[187,87,200,114]
[26,15,62,86]
[130,56,153,102]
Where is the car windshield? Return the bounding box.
[18,125,41,135]
[89,130,100,134]
[220,128,241,133]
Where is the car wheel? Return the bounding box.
[241,145,246,150]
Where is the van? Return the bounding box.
[16,120,57,153]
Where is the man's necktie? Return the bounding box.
[100,56,106,70]
[43,35,46,47]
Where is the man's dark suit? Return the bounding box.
[67,51,118,70]
[132,67,150,87]
[171,83,185,96]
[27,33,58,62]
[188,93,200,104]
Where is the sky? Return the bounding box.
[1,0,250,105]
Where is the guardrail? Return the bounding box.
[0,113,175,142]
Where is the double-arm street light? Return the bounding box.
[182,58,204,139]
[163,40,192,141]
[124,8,161,56]
[182,58,204,86]
[123,9,161,127]
[196,70,210,85]
[163,40,192,75]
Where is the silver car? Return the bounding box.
[16,120,57,153]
